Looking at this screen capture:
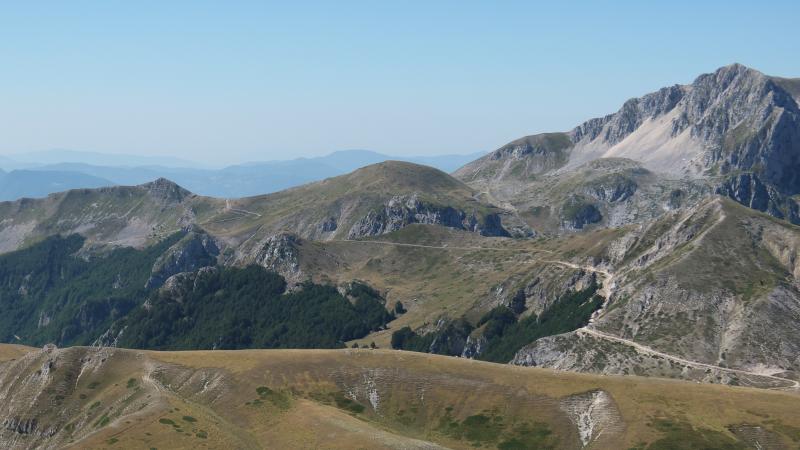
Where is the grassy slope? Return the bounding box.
[0,343,34,362]
[0,181,220,253]
[200,160,498,243]
[453,132,573,184]
[0,161,490,254]
[291,225,604,348]
[2,344,799,450]
[580,197,800,378]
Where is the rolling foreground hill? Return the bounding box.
[2,344,800,450]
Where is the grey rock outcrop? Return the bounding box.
[2,417,38,435]
[347,194,509,238]
[460,333,487,359]
[456,64,800,226]
[250,232,305,285]
[145,229,219,290]
[715,172,800,223]
[572,84,685,145]
[558,390,624,448]
[158,266,220,302]
[583,173,638,203]
[143,177,192,205]
[560,196,602,230]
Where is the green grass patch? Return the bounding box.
[94,415,110,428]
[478,282,603,363]
[309,390,366,414]
[255,386,291,410]
[332,392,365,414]
[498,422,558,450]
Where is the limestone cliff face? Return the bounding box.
[571,84,685,146]
[455,64,800,226]
[151,267,221,308]
[248,232,305,285]
[559,196,603,231]
[145,230,219,290]
[570,64,800,186]
[347,194,509,239]
[715,172,800,223]
[511,199,800,387]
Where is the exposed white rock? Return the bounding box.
[559,390,624,447]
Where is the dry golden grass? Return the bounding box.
[3,344,800,449]
[150,348,800,449]
[0,343,35,362]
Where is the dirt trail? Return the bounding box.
[578,328,800,390]
[224,199,263,218]
[542,260,616,313]
[330,239,554,253]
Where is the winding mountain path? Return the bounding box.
[277,237,800,391]
[224,199,263,218]
[578,328,800,390]
[541,259,616,317]
[330,239,554,253]
[546,257,800,390]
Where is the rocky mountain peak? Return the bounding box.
[456,64,800,224]
[570,84,686,146]
[141,178,192,204]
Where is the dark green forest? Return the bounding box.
[118,266,394,350]
[1,232,600,358]
[391,282,603,363]
[0,234,393,350]
[0,233,182,346]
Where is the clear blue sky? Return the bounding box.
[1,0,798,165]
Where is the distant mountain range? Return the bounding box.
[0,169,114,201]
[3,149,202,169]
[0,149,486,200]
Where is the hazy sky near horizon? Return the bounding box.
[1,1,798,165]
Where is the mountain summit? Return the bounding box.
[456,64,800,224]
